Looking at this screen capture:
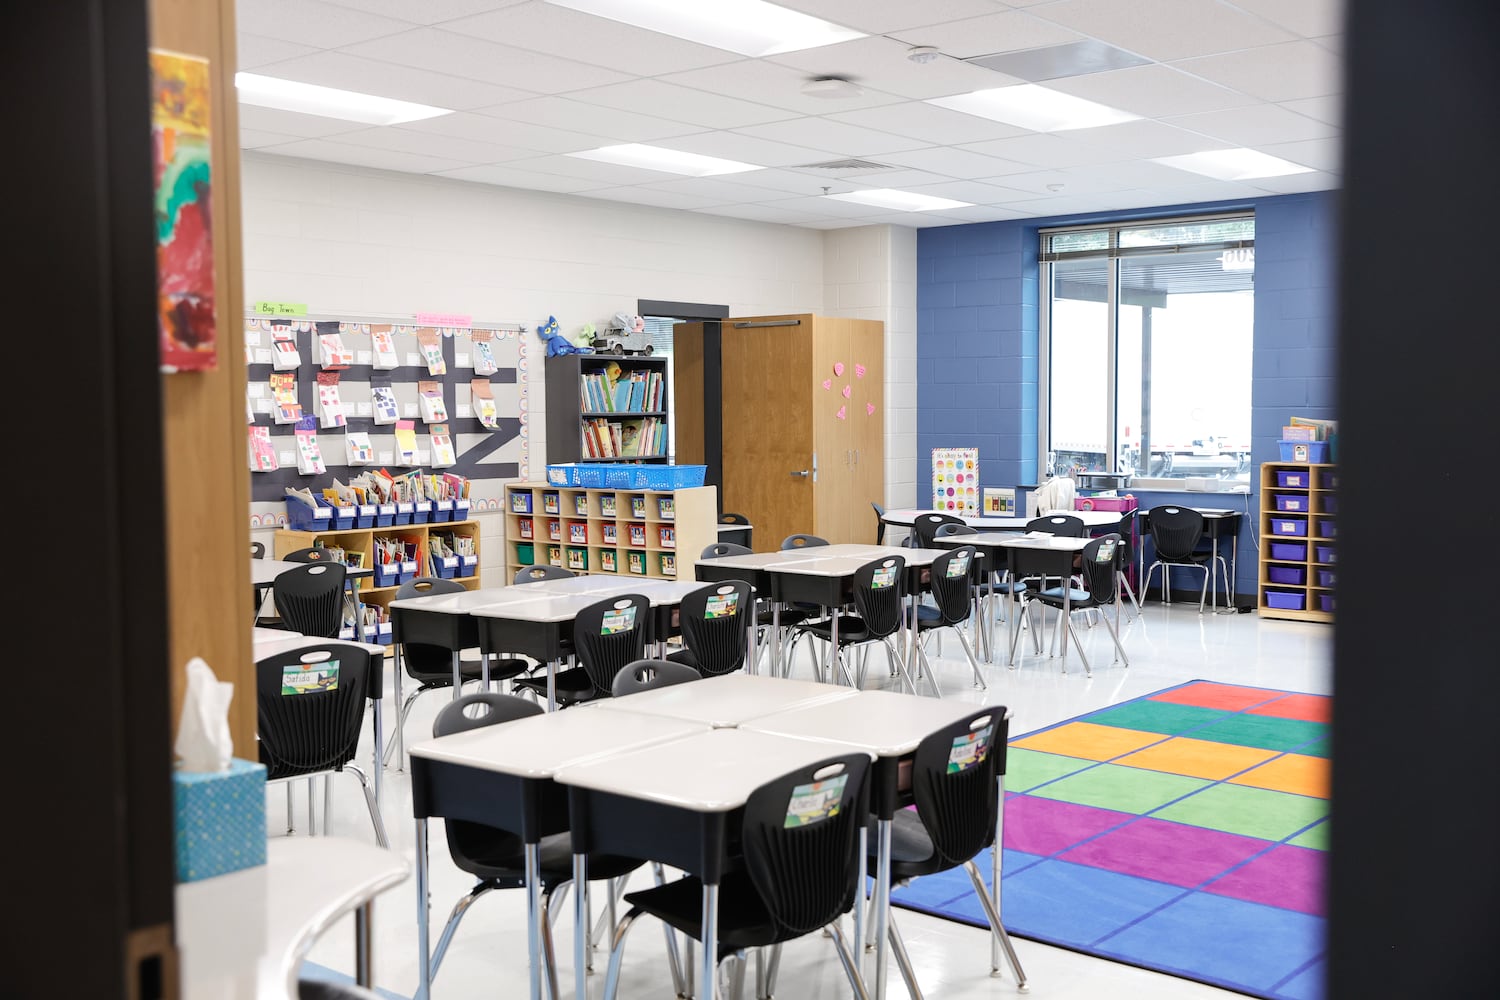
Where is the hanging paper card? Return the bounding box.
[784,774,847,828]
[371,325,399,370]
[416,328,446,375]
[371,385,399,425]
[316,371,346,429]
[272,335,300,370]
[294,416,325,475]
[270,372,301,424]
[393,420,419,465]
[470,329,498,376]
[430,424,456,467]
[945,551,971,578]
[418,380,448,423]
[600,604,637,635]
[345,431,373,466]
[931,447,980,515]
[319,331,353,369]
[471,378,498,429]
[248,426,278,471]
[871,564,897,589]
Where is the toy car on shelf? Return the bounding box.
[593,311,653,355]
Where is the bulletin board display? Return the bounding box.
[931,447,980,515]
[244,315,529,504]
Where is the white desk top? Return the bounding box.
[470,580,702,622]
[253,626,302,643]
[594,673,857,728]
[716,523,752,534]
[252,634,387,659]
[252,560,374,586]
[387,587,532,615]
[409,708,707,778]
[699,549,826,571]
[175,837,408,1000]
[519,574,644,596]
[744,690,996,758]
[971,533,1093,551]
[882,508,1125,529]
[554,727,866,813]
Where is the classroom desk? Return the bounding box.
[881,508,1125,531]
[595,671,858,728]
[1137,507,1243,611]
[716,521,752,547]
[971,534,1095,673]
[743,691,1000,1000]
[555,727,869,1000]
[408,710,708,1000]
[253,559,378,642]
[176,837,408,1000]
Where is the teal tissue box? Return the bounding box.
[173,758,267,882]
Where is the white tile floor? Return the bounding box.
[290,598,1331,999]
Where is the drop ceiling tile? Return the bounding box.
[501,153,689,185]
[766,35,1019,100]
[857,212,979,228]
[1256,137,1341,172]
[327,126,539,163]
[985,168,1133,197]
[772,195,891,219]
[800,218,885,229]
[1175,40,1340,103]
[1066,156,1234,189]
[393,112,603,153]
[343,27,632,93]
[576,186,733,211]
[826,103,1029,145]
[630,176,792,203]
[888,10,1085,59]
[434,163,613,193]
[480,97,702,142]
[1066,119,1232,158]
[1248,170,1340,195]
[1279,95,1342,126]
[1046,64,1259,118]
[693,202,840,226]
[733,118,928,157]
[263,139,473,174]
[721,168,859,197]
[901,179,1032,204]
[240,128,304,149]
[1165,103,1337,146]
[237,0,413,47]
[877,146,1039,180]
[658,59,902,116]
[444,2,740,75]
[1032,0,1297,62]
[772,0,1004,34]
[653,132,839,168]
[237,104,373,139]
[320,0,530,26]
[1135,178,1277,203]
[251,51,537,110]
[565,79,795,130]
[959,132,1124,170]
[238,33,319,69]
[1225,0,1345,39]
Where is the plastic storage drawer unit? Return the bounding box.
[1274,495,1308,512]
[1276,470,1310,488]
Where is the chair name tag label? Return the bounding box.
[704,593,739,618]
[601,607,637,634]
[282,661,339,695]
[948,725,993,773]
[871,566,897,589]
[785,774,848,828]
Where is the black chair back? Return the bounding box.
[1025,515,1085,537]
[719,512,750,525]
[780,534,828,550]
[432,693,544,873]
[1115,509,1137,561]
[1078,534,1122,605]
[574,594,651,696]
[910,708,1009,869]
[927,546,977,626]
[701,541,752,559]
[1147,506,1206,561]
[393,577,466,680]
[871,501,887,544]
[251,541,265,559]
[913,513,964,547]
[272,562,347,638]
[284,546,333,563]
[514,565,575,584]
[256,645,368,780]
[852,556,905,640]
[933,522,976,538]
[742,754,871,940]
[677,581,753,677]
[611,659,702,697]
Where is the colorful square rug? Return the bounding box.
[890,681,1329,999]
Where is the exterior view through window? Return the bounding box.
[1042,215,1255,485]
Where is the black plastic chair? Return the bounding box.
[513,594,651,707]
[425,693,647,989]
[284,545,336,563]
[912,512,964,548]
[701,541,752,559]
[255,644,387,846]
[719,511,752,548]
[912,546,986,694]
[667,580,753,677]
[701,542,800,670]
[1142,505,1215,612]
[788,555,918,692]
[514,565,575,584]
[602,753,874,1000]
[611,658,702,697]
[251,541,270,617]
[780,533,829,550]
[1114,509,1142,618]
[1029,534,1131,677]
[872,501,887,544]
[251,541,266,559]
[1025,514,1086,537]
[271,562,347,638]
[869,707,1026,994]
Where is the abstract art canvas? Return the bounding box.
[151,50,217,372]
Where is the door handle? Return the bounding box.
[790,470,810,477]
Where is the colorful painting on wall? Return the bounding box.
[151,49,217,373]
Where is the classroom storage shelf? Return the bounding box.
[545,353,671,464]
[1257,461,1335,622]
[503,482,716,582]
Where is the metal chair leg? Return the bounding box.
[763,942,783,999]
[307,778,317,836]
[963,861,1029,991]
[954,625,987,690]
[539,884,563,1000]
[428,883,494,981]
[343,764,389,847]
[382,687,424,765]
[285,783,294,836]
[601,908,644,1000]
[827,922,872,1000]
[887,913,926,1000]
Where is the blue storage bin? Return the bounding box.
[453,498,471,521]
[398,559,418,584]
[1269,541,1306,561]
[510,491,533,514]
[1318,594,1335,612]
[375,503,396,527]
[1268,566,1305,586]
[173,758,266,883]
[1271,517,1308,537]
[1265,591,1305,611]
[413,501,433,524]
[329,502,357,530]
[601,464,708,490]
[374,562,401,588]
[434,555,459,579]
[547,464,582,486]
[1317,569,1336,588]
[285,499,334,531]
[1276,470,1310,488]
[433,499,454,522]
[1315,546,1336,564]
[355,504,377,529]
[1317,518,1336,538]
[1278,440,1330,463]
[459,554,478,577]
[1274,494,1307,512]
[377,621,393,645]
[394,502,414,525]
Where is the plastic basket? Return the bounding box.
[1276,470,1310,489]
[1271,518,1308,537]
[516,543,534,566]
[453,499,471,521]
[1315,546,1336,564]
[330,503,357,530]
[375,504,396,528]
[285,500,333,531]
[602,464,707,490]
[1278,440,1330,463]
[413,501,433,524]
[1274,495,1308,512]
[395,502,414,526]
[374,562,401,588]
[510,492,533,514]
[459,554,478,577]
[1317,569,1336,588]
[1268,566,1305,586]
[434,555,459,579]
[433,500,454,522]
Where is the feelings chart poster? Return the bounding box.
[932,447,979,515]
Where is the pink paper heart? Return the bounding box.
[822,379,832,390]
[855,363,867,378]
[836,405,847,420]
[841,385,851,398]
[866,403,875,416]
[833,362,845,376]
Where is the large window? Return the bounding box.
[1042,215,1255,484]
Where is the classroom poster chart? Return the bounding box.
[931,447,980,515]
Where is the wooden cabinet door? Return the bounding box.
[847,319,885,543]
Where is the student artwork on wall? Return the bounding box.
[345,431,373,466]
[393,420,419,466]
[471,378,498,428]
[430,424,456,467]
[371,385,398,425]
[270,372,301,424]
[371,325,399,370]
[417,328,446,375]
[319,329,353,369]
[471,329,499,376]
[294,417,325,475]
[418,380,448,423]
[248,426,277,471]
[932,447,980,515]
[150,49,217,373]
[316,371,346,429]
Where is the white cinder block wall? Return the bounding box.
[241,153,917,566]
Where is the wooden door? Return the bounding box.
[811,316,854,543]
[672,322,706,464]
[720,315,815,550]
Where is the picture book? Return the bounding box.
[471,378,498,428]
[628,551,645,575]
[519,520,533,540]
[600,550,617,572]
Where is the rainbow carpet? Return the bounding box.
[890,681,1329,1000]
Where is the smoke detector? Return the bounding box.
[801,76,864,99]
[907,46,941,64]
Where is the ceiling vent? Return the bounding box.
[791,158,899,173]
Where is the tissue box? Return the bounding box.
[173,758,267,882]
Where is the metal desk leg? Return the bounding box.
[415,819,431,1000]
[771,602,783,677]
[355,901,373,987]
[573,852,589,1000]
[874,817,892,1000]
[526,843,544,1000]
[701,884,720,1000]
[392,642,406,772]
[450,650,462,701]
[547,659,558,712]
[371,698,382,802]
[854,827,866,981]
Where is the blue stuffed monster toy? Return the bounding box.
[537,315,591,357]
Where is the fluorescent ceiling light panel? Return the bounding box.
[1153,148,1316,181]
[928,84,1139,132]
[235,73,451,125]
[567,143,762,176]
[822,189,973,212]
[543,0,864,56]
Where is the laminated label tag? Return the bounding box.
[784,773,848,828]
[282,660,338,695]
[704,591,739,619]
[871,565,897,589]
[948,724,994,774]
[601,606,637,635]
[946,551,971,578]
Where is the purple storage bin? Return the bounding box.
[1274,494,1308,512]
[1276,470,1310,488]
[1270,541,1307,561]
[1265,591,1305,611]
[1317,518,1336,538]
[1268,566,1306,586]
[1315,546,1336,564]
[1271,517,1308,537]
[1320,495,1338,514]
[1319,469,1339,489]
[1317,569,1336,588]
[1319,594,1335,612]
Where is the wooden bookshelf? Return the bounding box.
[544,353,671,464]
[503,482,716,583]
[1258,462,1336,622]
